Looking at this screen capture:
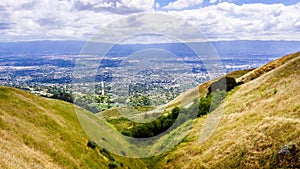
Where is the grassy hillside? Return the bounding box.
[1,52,299,168]
[0,87,146,169]
[154,52,300,168]
[165,68,252,110]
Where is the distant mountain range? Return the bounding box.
[0,40,299,59]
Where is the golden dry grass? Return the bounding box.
[237,52,300,83]
[0,87,145,169]
[155,52,300,168]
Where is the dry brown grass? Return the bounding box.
[237,51,300,83]
[155,52,300,168]
[97,107,120,118]
[0,87,146,169]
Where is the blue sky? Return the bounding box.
[0,0,299,42]
[156,0,300,10]
[157,0,300,7]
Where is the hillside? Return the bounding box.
[0,52,299,168]
[237,52,300,83]
[165,68,253,109]
[0,87,146,169]
[153,52,300,168]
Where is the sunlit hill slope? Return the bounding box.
[0,52,299,168]
[154,52,300,168]
[0,87,145,168]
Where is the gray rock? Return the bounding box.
[277,144,299,168]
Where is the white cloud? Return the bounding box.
[0,0,147,41]
[155,2,160,9]
[209,0,233,4]
[90,13,208,44]
[163,0,204,10]
[0,0,299,42]
[73,0,155,14]
[167,2,300,41]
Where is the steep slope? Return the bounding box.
[170,51,300,111]
[155,52,300,168]
[0,87,145,169]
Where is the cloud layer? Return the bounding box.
[73,0,155,14]
[0,0,299,42]
[169,2,300,40]
[163,0,204,10]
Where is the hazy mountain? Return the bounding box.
[0,40,299,58]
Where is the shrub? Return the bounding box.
[100,148,115,161]
[274,88,278,94]
[108,161,118,169]
[198,96,211,117]
[87,140,98,149]
[208,76,238,94]
[210,89,226,110]
[120,106,180,138]
[197,89,226,117]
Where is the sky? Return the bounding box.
[0,0,299,42]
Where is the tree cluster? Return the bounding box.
[121,107,180,138]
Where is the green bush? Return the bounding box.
[198,96,211,117]
[197,89,226,117]
[87,140,98,149]
[100,148,115,161]
[108,161,118,169]
[210,89,226,110]
[274,88,278,94]
[121,106,180,138]
[208,76,238,94]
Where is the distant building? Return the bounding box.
[101,81,105,95]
